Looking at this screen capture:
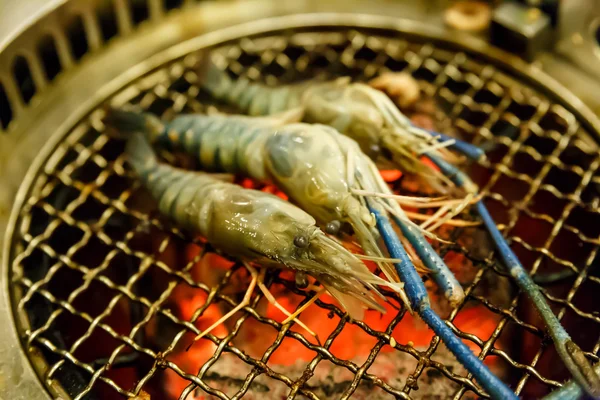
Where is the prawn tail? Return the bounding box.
[125,133,159,177]
[198,58,235,100]
[104,108,164,140]
[198,57,303,116]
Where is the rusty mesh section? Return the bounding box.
[8,28,600,399]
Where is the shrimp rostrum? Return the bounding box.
[125,133,406,343]
[106,109,464,308]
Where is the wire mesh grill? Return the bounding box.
[8,27,600,399]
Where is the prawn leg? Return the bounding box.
[427,154,600,397]
[189,264,259,346]
[251,264,320,342]
[395,219,464,306]
[370,205,518,400]
[281,287,325,324]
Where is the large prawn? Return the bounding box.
[106,109,465,308]
[125,133,407,343]
[197,61,600,396]
[199,61,475,192]
[113,115,518,400]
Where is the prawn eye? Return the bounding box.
[293,235,309,248]
[368,143,382,158]
[325,220,341,235]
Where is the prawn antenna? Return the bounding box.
[351,188,478,209]
[353,253,421,266]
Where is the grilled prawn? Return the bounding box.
[107,110,463,307]
[125,133,406,337]
[200,62,467,191]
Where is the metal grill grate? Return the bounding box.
[8,28,600,399]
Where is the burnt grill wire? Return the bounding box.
[9,28,600,399]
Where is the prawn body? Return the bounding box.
[129,131,312,263]
[203,65,450,186]
[205,68,383,148]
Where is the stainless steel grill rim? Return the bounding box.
[2,4,600,400]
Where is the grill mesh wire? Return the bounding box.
[9,28,600,399]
